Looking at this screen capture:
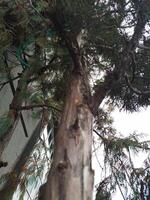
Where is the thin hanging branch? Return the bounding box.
[108,157,126,200]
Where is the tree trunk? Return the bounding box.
[39,72,94,200]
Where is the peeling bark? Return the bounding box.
[39,73,94,200]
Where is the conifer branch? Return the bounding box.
[91,0,150,114]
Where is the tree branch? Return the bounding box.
[91,0,150,114]
[13,104,61,112]
[125,74,150,95]
[3,52,29,138]
[0,68,33,156]
[130,0,150,50]
[0,75,21,91]
[51,14,82,73]
[0,49,58,159]
[51,13,92,107]
[91,83,109,115]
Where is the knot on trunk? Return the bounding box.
[57,161,68,172]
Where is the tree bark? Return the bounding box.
[39,72,94,200]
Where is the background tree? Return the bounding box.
[0,0,150,200]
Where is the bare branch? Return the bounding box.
[3,52,29,138]
[138,44,150,50]
[125,74,150,95]
[13,104,61,112]
[0,69,33,158]
[0,75,20,91]
[93,129,105,141]
[0,59,36,159]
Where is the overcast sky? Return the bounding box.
[112,107,150,138]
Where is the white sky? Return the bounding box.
[112,107,150,137]
[93,106,150,200]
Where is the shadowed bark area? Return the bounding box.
[39,73,94,200]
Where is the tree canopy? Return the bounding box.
[0,0,150,199]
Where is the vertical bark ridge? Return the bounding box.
[39,73,94,200]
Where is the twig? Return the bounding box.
[108,158,126,200]
[93,141,103,170]
[13,104,61,112]
[0,75,21,91]
[93,129,105,141]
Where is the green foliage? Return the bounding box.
[31,111,41,120]
[28,91,44,104]
[16,137,51,200]
[94,104,150,200]
[95,177,112,200]
[95,128,150,200]
[96,190,111,200]
[0,172,10,185]
[35,0,49,12]
[0,1,150,200]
